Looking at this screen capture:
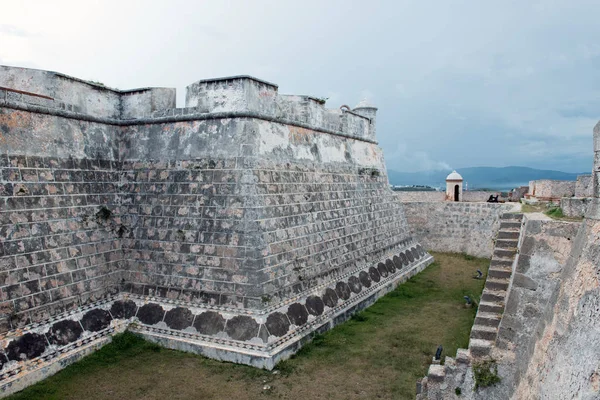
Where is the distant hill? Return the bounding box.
[387,166,587,191]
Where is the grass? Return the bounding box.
[8,252,489,400]
[544,207,564,218]
[521,203,583,222]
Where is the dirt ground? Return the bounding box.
[8,252,489,400]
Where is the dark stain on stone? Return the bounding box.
[385,259,396,274]
[406,250,415,263]
[287,303,309,326]
[411,247,420,260]
[322,288,339,307]
[81,309,112,332]
[47,319,83,346]
[369,266,381,282]
[393,255,403,270]
[359,271,372,288]
[400,252,409,266]
[164,307,194,330]
[193,311,225,335]
[265,312,290,337]
[377,262,388,278]
[110,300,137,319]
[335,282,351,301]
[305,295,324,316]
[136,303,164,325]
[6,333,47,361]
[348,276,362,294]
[225,315,259,341]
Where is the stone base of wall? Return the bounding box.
[560,197,590,218]
[131,252,432,369]
[0,247,433,397]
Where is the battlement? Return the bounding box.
[0,65,376,143]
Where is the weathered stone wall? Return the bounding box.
[513,122,600,399]
[490,219,580,399]
[402,202,516,258]
[560,197,591,218]
[575,174,592,197]
[0,65,432,394]
[417,216,581,400]
[0,106,124,332]
[512,217,599,399]
[462,191,496,202]
[394,191,445,202]
[528,179,575,200]
[395,190,500,203]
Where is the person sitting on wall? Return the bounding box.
[487,194,499,203]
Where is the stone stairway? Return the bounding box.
[469,213,524,358]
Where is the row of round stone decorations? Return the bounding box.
[129,245,426,341]
[0,245,427,369]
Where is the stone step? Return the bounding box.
[488,267,512,279]
[500,213,524,221]
[500,222,522,230]
[481,290,507,303]
[497,230,520,240]
[485,278,510,291]
[478,301,504,314]
[490,258,513,268]
[495,239,519,249]
[469,339,494,357]
[475,312,502,328]
[494,248,517,259]
[470,325,498,341]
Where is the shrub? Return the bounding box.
[473,359,501,389]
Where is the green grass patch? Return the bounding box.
[545,207,564,218]
[8,252,489,400]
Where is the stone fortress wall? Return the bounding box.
[402,202,516,258]
[0,66,433,395]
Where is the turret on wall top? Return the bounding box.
[352,99,378,139]
[446,170,464,201]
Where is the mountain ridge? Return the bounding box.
[387,166,588,190]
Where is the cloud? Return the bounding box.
[0,24,34,37]
[0,1,597,173]
[386,143,452,172]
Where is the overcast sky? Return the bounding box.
[1,0,598,173]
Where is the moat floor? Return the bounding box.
[7,252,488,400]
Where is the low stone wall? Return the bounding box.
[402,202,516,258]
[394,191,445,202]
[528,179,575,200]
[395,191,504,203]
[462,191,495,202]
[560,197,591,218]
